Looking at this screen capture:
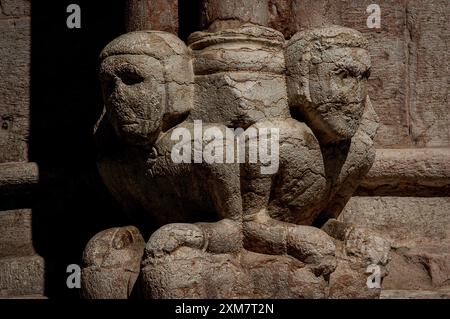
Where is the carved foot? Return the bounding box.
[286,225,336,277]
[144,223,206,259]
[81,226,145,299]
[322,219,391,298]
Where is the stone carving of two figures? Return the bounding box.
[81,24,390,299]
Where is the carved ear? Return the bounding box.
[285,36,311,109]
[155,33,194,132]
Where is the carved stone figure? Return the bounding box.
[82,24,389,299]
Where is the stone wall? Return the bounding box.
[0,0,449,298]
[0,0,127,298]
[0,0,46,298]
[0,0,30,163]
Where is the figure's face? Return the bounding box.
[99,55,166,145]
[307,47,371,141]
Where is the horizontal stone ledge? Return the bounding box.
[380,289,450,299]
[0,254,45,298]
[0,162,39,196]
[1,148,449,198]
[0,209,36,258]
[357,148,450,196]
[0,0,31,17]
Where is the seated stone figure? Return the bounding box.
[82,25,389,299]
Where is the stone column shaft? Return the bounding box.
[126,0,179,34]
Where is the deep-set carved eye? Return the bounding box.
[112,229,134,250]
[334,68,349,79]
[362,67,371,78]
[116,66,145,85]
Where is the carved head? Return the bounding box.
[286,26,371,143]
[99,31,194,146]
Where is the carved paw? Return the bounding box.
[81,226,145,299]
[286,225,337,276]
[144,223,206,260]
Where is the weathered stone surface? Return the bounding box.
[381,289,450,299]
[383,249,435,291]
[98,31,194,146]
[383,247,450,291]
[126,0,178,34]
[285,26,378,226]
[242,119,327,225]
[406,0,450,147]
[188,25,289,128]
[342,196,450,292]
[323,219,390,299]
[192,73,290,128]
[422,249,450,288]
[0,0,445,300]
[0,17,30,163]
[281,0,408,146]
[188,24,286,74]
[1,294,47,299]
[323,219,390,266]
[0,209,35,258]
[90,25,383,298]
[341,196,450,249]
[143,219,389,298]
[81,226,145,299]
[328,261,378,299]
[286,26,371,143]
[267,0,294,38]
[269,0,450,148]
[0,13,36,298]
[0,255,45,297]
[97,26,378,227]
[0,0,30,17]
[141,247,329,299]
[359,148,450,196]
[201,0,269,31]
[0,162,38,196]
